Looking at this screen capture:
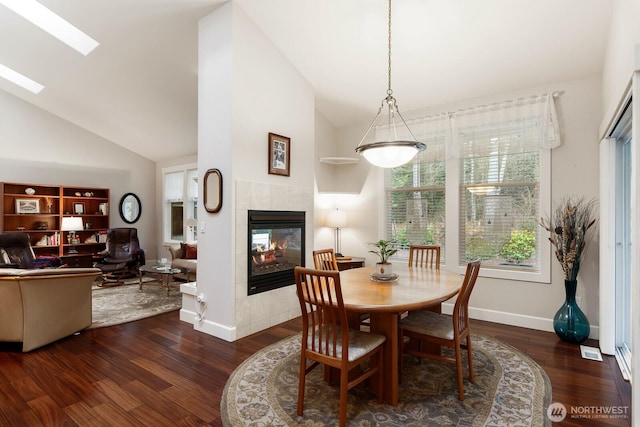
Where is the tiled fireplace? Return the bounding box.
[247,210,305,295]
[235,180,313,338]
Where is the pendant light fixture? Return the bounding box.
[355,0,425,168]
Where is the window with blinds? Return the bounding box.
[384,94,552,279]
[385,134,447,262]
[459,121,541,271]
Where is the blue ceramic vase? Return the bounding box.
[553,279,590,344]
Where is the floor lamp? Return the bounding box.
[326,208,347,257]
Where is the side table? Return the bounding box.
[138,261,182,296]
[336,256,365,271]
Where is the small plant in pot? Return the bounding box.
[369,240,397,277]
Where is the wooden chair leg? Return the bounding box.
[297,355,306,416]
[466,335,475,383]
[339,368,349,427]
[377,349,384,404]
[454,343,464,400]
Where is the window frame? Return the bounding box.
[384,119,551,284]
[162,163,198,244]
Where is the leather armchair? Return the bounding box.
[0,233,36,268]
[96,228,145,282]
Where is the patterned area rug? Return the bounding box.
[222,334,552,426]
[89,279,182,329]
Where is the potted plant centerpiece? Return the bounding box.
[369,239,397,277]
[539,196,597,344]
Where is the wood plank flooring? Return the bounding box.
[0,312,631,426]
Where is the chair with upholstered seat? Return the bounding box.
[95,227,145,284]
[294,266,386,427]
[399,259,480,400]
[408,245,441,269]
[313,248,339,271]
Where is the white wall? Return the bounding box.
[195,2,315,340]
[327,75,602,333]
[602,0,640,120]
[0,90,156,256]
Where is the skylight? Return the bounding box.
[0,0,99,55]
[0,64,44,94]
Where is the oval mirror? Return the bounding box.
[204,168,223,213]
[119,192,142,224]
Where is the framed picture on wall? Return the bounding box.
[268,132,290,177]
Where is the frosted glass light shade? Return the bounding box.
[358,142,422,168]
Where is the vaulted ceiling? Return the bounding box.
[0,0,613,162]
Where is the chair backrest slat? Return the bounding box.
[408,245,441,269]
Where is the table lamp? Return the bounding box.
[61,216,83,254]
[326,208,347,257]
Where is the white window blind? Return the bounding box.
[455,97,548,272]
[385,114,449,262]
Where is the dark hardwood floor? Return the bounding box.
[0,312,631,426]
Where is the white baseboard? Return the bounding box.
[442,303,600,340]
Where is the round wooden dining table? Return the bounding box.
[339,264,462,406]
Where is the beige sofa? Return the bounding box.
[0,267,100,351]
[167,243,197,281]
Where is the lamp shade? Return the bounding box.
[326,209,347,229]
[358,141,423,168]
[61,216,83,231]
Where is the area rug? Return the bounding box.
[89,279,182,329]
[221,334,552,426]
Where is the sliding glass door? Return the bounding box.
[610,102,632,379]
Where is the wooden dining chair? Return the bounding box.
[313,248,339,271]
[408,245,441,269]
[294,266,386,427]
[399,259,481,400]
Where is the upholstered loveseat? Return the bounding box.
[0,267,100,351]
[167,243,197,281]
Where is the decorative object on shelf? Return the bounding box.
[326,208,347,257]
[119,193,141,224]
[84,192,94,197]
[35,235,48,246]
[268,132,290,176]
[368,239,397,278]
[15,199,39,214]
[24,187,35,195]
[75,192,81,196]
[204,168,222,213]
[99,202,108,215]
[61,216,83,254]
[35,221,48,230]
[44,197,54,213]
[539,196,597,344]
[73,202,85,214]
[354,0,425,168]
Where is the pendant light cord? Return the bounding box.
[387,0,392,96]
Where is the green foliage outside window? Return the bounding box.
[498,229,536,264]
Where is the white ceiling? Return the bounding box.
[0,0,613,162]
